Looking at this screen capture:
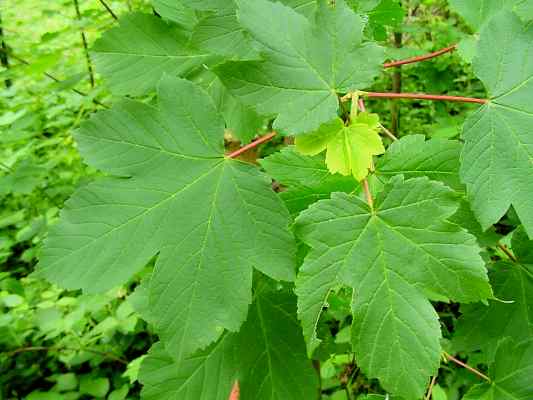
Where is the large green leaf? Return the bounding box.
[460,11,533,237]
[463,339,533,400]
[216,0,384,134]
[376,135,463,191]
[152,0,198,28]
[139,287,319,399]
[260,146,359,216]
[92,13,214,95]
[37,77,296,360]
[454,227,533,354]
[295,176,491,399]
[449,0,527,30]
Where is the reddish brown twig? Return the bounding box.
[384,44,458,68]
[227,132,277,158]
[363,179,374,211]
[229,381,240,400]
[364,92,487,104]
[498,244,518,263]
[443,351,491,382]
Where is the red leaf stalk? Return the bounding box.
[227,132,277,159]
[384,44,458,68]
[364,92,487,104]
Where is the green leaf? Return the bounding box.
[216,0,384,134]
[139,287,319,399]
[463,339,533,400]
[193,70,264,143]
[295,176,491,399]
[454,230,533,354]
[296,113,385,181]
[152,0,198,28]
[449,0,524,30]
[376,135,463,191]
[460,11,533,236]
[92,13,215,95]
[37,77,296,360]
[79,375,110,398]
[260,146,359,216]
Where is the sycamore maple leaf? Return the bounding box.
[37,76,296,360]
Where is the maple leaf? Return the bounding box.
[91,13,216,96]
[453,227,533,355]
[449,0,532,30]
[460,11,533,237]
[463,339,533,400]
[36,76,296,360]
[139,285,319,400]
[295,113,385,181]
[260,146,359,216]
[376,134,463,191]
[295,175,491,399]
[216,0,384,134]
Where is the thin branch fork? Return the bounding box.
[443,351,491,382]
[227,132,277,158]
[98,0,118,21]
[384,44,458,68]
[364,92,488,104]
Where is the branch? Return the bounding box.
[363,179,374,211]
[98,0,118,21]
[73,0,95,87]
[364,92,487,105]
[384,44,458,68]
[498,244,518,263]
[3,49,108,108]
[227,132,277,158]
[424,375,437,400]
[443,351,491,382]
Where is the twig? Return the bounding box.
[363,179,374,211]
[227,132,277,158]
[7,345,128,365]
[229,381,240,400]
[443,351,491,382]
[0,11,12,88]
[364,92,487,104]
[498,244,518,263]
[0,161,13,173]
[98,0,118,21]
[384,44,458,68]
[424,375,437,400]
[390,32,403,134]
[3,49,108,108]
[358,98,398,141]
[73,0,95,87]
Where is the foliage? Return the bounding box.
[3,0,533,399]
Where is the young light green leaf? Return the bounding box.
[216,0,384,134]
[463,339,533,400]
[295,176,491,399]
[376,135,463,191]
[296,113,385,181]
[92,13,215,95]
[139,287,319,400]
[37,77,296,360]
[460,11,533,237]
